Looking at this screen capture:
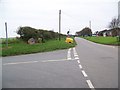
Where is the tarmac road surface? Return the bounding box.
[2,37,118,89]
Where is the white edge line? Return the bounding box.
[81,70,88,77]
[86,80,95,89]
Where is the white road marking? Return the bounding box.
[79,64,82,69]
[73,48,80,60]
[75,57,79,60]
[3,61,38,65]
[81,70,88,77]
[86,80,95,89]
[42,59,74,62]
[67,48,72,60]
[68,48,72,51]
[3,59,76,65]
[73,47,75,51]
[73,48,77,53]
[73,47,95,89]
[67,58,72,60]
[77,60,80,64]
[113,46,115,48]
[74,54,78,57]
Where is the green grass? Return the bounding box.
[1,38,76,57]
[1,38,21,44]
[82,36,120,45]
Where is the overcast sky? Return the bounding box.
[0,0,119,38]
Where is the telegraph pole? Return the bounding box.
[5,22,8,48]
[89,20,91,29]
[59,10,61,41]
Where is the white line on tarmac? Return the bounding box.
[86,80,95,89]
[67,57,72,60]
[67,48,72,60]
[42,59,74,62]
[3,59,76,65]
[79,64,82,69]
[77,60,80,64]
[73,47,95,89]
[68,48,72,51]
[75,57,79,60]
[3,61,39,65]
[74,54,78,57]
[81,70,88,77]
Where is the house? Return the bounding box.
[98,28,120,37]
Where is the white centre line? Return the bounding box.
[77,60,80,64]
[79,64,82,69]
[73,47,95,89]
[81,70,88,77]
[75,57,79,60]
[86,80,95,89]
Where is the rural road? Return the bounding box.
[2,37,118,89]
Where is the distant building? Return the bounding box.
[98,28,120,37]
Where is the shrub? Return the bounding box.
[17,26,64,43]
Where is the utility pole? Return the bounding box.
[89,20,91,29]
[5,22,8,48]
[59,10,61,41]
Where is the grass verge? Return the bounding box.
[82,36,120,46]
[1,38,76,57]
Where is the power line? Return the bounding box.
[62,11,82,22]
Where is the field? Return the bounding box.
[1,38,76,57]
[82,36,120,45]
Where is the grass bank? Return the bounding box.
[82,36,120,45]
[1,38,76,57]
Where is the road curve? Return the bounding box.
[75,37,118,88]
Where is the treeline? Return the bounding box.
[17,26,65,43]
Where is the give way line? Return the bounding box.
[3,59,75,66]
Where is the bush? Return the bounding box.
[17,26,64,43]
[17,27,39,42]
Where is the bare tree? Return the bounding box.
[108,17,119,29]
[108,17,120,42]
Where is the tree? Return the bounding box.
[108,17,120,41]
[17,26,39,42]
[108,17,119,29]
